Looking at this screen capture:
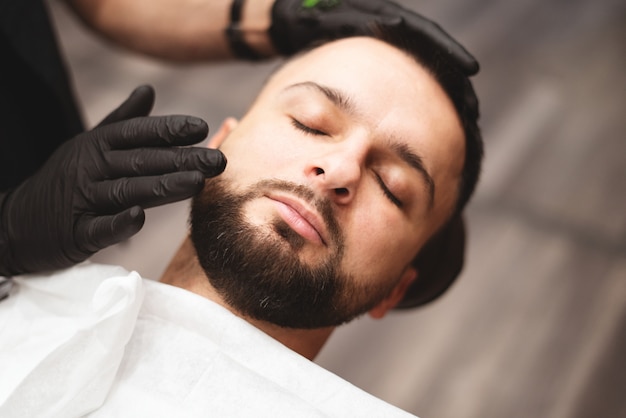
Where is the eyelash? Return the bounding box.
[375,174,403,208]
[291,117,403,208]
[291,118,327,136]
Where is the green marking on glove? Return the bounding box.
[302,0,340,10]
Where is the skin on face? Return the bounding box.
[214,36,465,299]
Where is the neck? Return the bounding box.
[160,237,335,360]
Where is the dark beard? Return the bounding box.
[190,178,391,329]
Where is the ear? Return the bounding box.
[368,267,418,319]
[207,117,238,148]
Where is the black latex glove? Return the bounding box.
[270,0,478,76]
[0,85,226,276]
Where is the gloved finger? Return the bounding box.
[352,0,479,75]
[75,206,146,254]
[401,15,479,75]
[96,85,155,127]
[104,147,226,178]
[97,115,209,149]
[89,171,206,212]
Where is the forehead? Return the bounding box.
[263,37,452,124]
[265,38,462,148]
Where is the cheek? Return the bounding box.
[222,117,307,175]
[220,126,290,181]
[340,204,417,283]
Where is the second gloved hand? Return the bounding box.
[0,85,226,275]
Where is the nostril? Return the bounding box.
[334,188,349,196]
[315,167,325,175]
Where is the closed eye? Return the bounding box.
[291,118,327,136]
[374,173,403,208]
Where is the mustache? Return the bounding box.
[241,179,342,245]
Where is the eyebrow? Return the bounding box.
[285,81,436,209]
[285,81,356,115]
[390,142,435,210]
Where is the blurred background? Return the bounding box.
[48,0,625,416]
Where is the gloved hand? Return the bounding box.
[270,0,478,75]
[0,85,226,276]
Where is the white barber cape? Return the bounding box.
[0,262,416,417]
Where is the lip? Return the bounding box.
[266,193,329,246]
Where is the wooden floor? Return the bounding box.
[49,0,625,416]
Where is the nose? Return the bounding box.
[305,139,368,205]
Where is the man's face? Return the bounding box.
[191,37,465,328]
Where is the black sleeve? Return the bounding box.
[0,0,84,191]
